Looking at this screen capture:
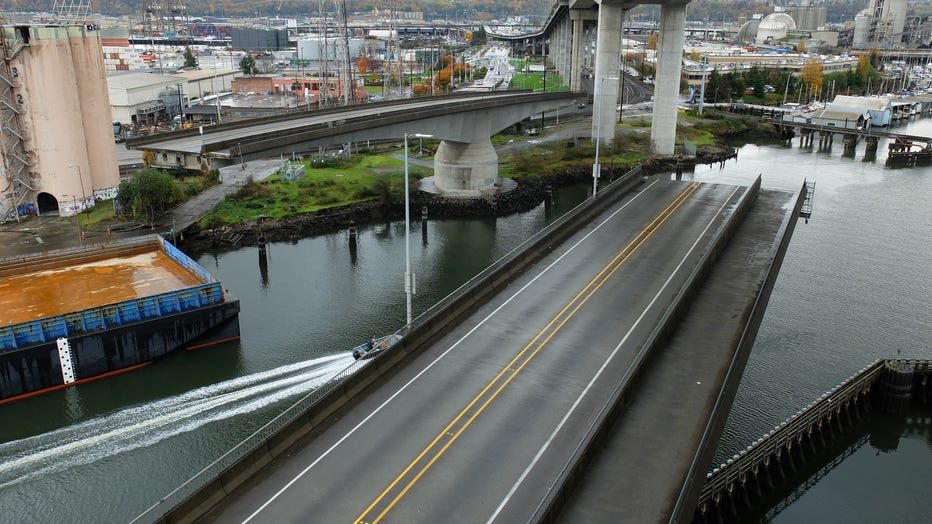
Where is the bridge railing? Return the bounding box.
[125,92,502,148]
[133,164,645,524]
[126,91,576,152]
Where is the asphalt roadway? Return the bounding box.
[203,179,747,523]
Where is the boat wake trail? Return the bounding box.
[0,353,355,488]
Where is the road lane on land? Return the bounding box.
[205,179,745,523]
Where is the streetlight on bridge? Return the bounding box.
[593,76,619,196]
[403,132,432,327]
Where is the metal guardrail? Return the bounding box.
[132,164,646,524]
[695,359,932,510]
[158,235,216,284]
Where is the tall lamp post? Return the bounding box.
[403,132,432,326]
[593,76,619,196]
[68,164,89,230]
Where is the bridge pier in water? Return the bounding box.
[432,138,501,195]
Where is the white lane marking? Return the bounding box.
[241,180,661,523]
[487,186,741,523]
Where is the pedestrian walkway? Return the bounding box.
[159,158,285,235]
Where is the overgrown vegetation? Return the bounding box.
[501,135,646,181]
[116,168,185,220]
[116,167,217,221]
[200,153,429,228]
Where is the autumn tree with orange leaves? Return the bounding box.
[800,59,824,97]
[356,56,371,74]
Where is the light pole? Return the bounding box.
[68,164,88,230]
[403,132,432,326]
[61,193,81,238]
[593,76,619,196]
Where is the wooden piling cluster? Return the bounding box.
[692,359,932,523]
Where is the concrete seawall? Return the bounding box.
[694,359,932,523]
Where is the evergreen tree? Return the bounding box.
[470,27,487,46]
[183,46,198,68]
[239,55,257,75]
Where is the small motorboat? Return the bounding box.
[352,334,403,360]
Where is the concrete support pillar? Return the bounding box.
[557,19,566,80]
[571,16,585,91]
[592,3,624,146]
[554,20,562,80]
[433,138,499,195]
[564,18,573,83]
[550,26,559,79]
[650,3,687,155]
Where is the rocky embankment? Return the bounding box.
[179,166,627,253]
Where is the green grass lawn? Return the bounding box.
[509,72,570,92]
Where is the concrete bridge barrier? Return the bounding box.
[139,166,646,524]
[531,176,763,524]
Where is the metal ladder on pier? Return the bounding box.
[799,180,815,222]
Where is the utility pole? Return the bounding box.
[177,82,184,122]
[698,54,707,115]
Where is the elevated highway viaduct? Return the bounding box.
[494,0,692,155]
[126,91,580,197]
[143,171,806,523]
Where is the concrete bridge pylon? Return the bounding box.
[650,2,688,154]
[592,3,624,148]
[433,138,500,195]
[589,0,689,155]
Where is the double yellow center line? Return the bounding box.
[354,182,701,524]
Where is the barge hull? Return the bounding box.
[0,235,241,402]
[0,300,239,401]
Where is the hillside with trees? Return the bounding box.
[9,0,886,23]
[10,0,550,21]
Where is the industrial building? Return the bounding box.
[853,0,914,47]
[231,27,289,51]
[107,69,238,132]
[0,22,120,222]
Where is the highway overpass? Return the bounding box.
[139,170,806,523]
[127,91,580,196]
